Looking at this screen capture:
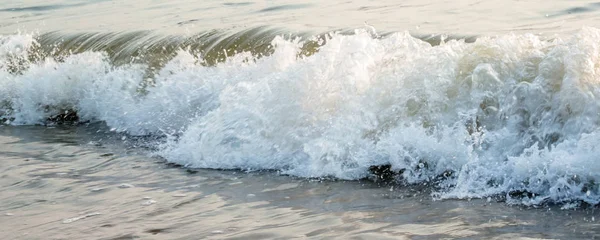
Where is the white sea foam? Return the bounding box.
[2,28,600,205]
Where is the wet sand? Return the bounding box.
[0,125,599,239]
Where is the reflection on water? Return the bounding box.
[0,125,598,239]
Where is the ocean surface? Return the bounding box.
[2,0,600,239]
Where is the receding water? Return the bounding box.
[1,125,599,239]
[2,1,600,239]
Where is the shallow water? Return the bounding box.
[1,125,599,239]
[3,0,600,238]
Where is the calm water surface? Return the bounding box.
[1,0,600,35]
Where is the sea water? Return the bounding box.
[2,1,600,239]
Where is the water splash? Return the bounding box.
[2,27,600,205]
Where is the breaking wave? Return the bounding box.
[3,27,600,206]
